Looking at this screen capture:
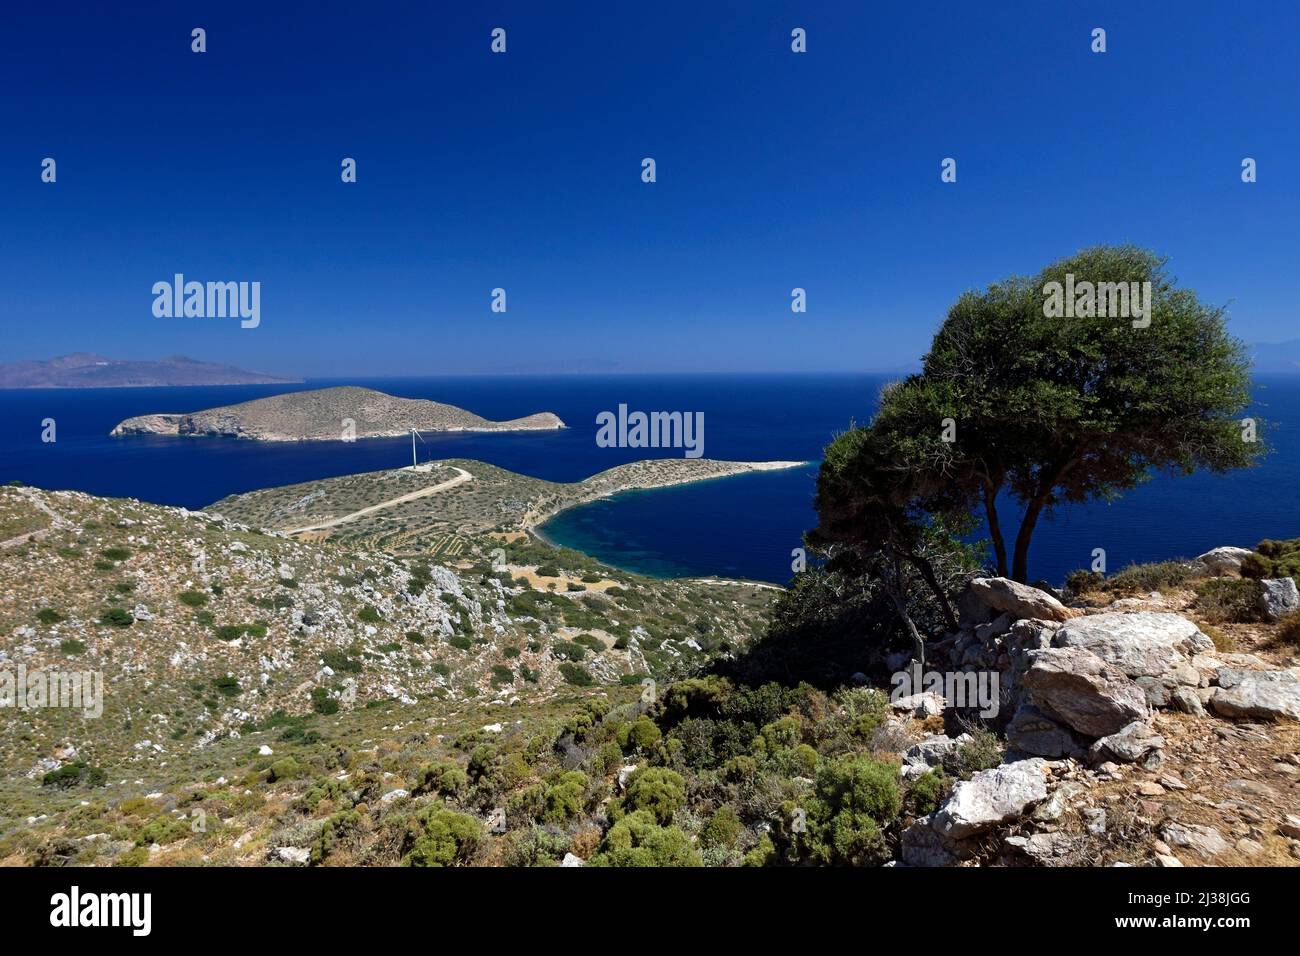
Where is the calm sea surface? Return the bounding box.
[2,374,1296,585]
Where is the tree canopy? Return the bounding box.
[814,244,1261,606]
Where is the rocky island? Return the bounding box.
[110,385,566,440]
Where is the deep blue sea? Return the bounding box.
[2,374,1297,586]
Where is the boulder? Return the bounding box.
[1161,822,1229,861]
[933,758,1050,839]
[900,815,961,866]
[1005,831,1080,863]
[560,852,586,867]
[1052,612,1213,679]
[1258,578,1300,622]
[903,734,960,770]
[1087,721,1165,765]
[1021,646,1150,737]
[1209,668,1300,721]
[1005,704,1081,758]
[968,577,1079,623]
[276,846,311,865]
[1191,546,1253,577]
[890,692,945,718]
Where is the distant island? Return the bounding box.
[0,352,300,388]
[1250,339,1300,374]
[110,385,566,441]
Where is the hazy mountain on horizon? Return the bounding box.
[1249,340,1300,375]
[0,353,301,388]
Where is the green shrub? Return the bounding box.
[622,768,685,824]
[313,809,363,864]
[953,729,1002,777]
[618,716,663,752]
[1242,538,1300,584]
[589,810,701,867]
[806,755,900,866]
[100,547,131,562]
[177,590,209,607]
[1103,560,1194,593]
[98,607,134,628]
[449,635,473,651]
[405,631,426,644]
[412,761,468,797]
[357,605,383,623]
[1194,577,1263,624]
[405,808,482,867]
[36,608,64,625]
[266,757,303,782]
[1277,610,1300,647]
[742,834,775,867]
[542,771,589,823]
[699,805,743,850]
[310,687,339,715]
[59,639,87,655]
[321,649,362,673]
[552,640,587,661]
[535,564,559,578]
[558,663,593,687]
[136,815,189,847]
[1065,569,1104,594]
[908,770,947,816]
[212,675,242,697]
[41,761,107,790]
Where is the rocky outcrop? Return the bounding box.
[1051,612,1214,679]
[968,577,1080,622]
[1021,647,1151,737]
[1190,546,1253,577]
[1258,578,1299,622]
[1006,704,1081,759]
[1087,721,1165,766]
[1209,668,1300,720]
[933,758,1050,839]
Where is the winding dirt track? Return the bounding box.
[283,467,472,534]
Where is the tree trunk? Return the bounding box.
[1011,460,1075,582]
[1010,495,1046,583]
[908,552,958,633]
[886,585,925,670]
[982,480,1008,577]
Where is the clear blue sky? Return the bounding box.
[1,1,1296,376]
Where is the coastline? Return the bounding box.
[528,459,812,583]
[520,459,811,534]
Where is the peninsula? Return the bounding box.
[110,385,566,440]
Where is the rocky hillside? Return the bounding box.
[0,481,777,862]
[4,480,1296,867]
[110,386,565,440]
